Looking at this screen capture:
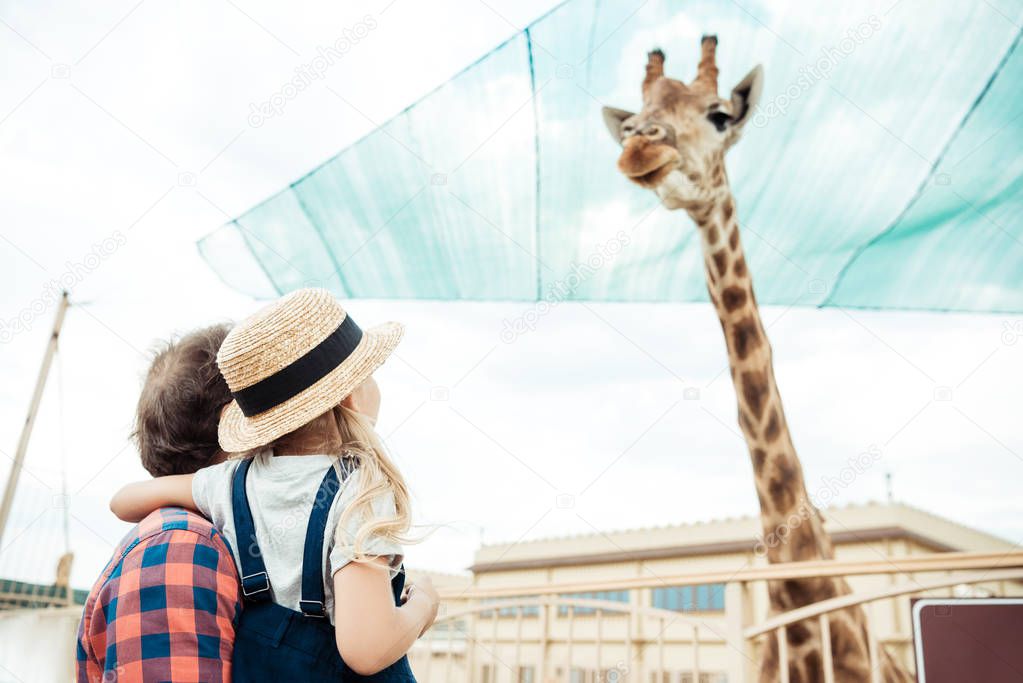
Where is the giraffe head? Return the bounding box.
[603,37,763,211]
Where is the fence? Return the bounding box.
[3,550,1020,681]
[412,550,1023,682]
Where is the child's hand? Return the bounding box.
[109,474,196,522]
[406,575,439,637]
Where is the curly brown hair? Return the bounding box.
[133,324,233,477]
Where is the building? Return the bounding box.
[411,502,1021,682]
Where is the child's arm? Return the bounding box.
[110,475,197,523]
[333,559,438,675]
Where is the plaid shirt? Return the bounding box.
[76,507,241,682]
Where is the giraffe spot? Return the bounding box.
[722,285,747,312]
[788,664,805,683]
[768,581,792,610]
[729,226,739,251]
[733,256,747,278]
[832,621,855,661]
[768,476,795,513]
[764,409,781,442]
[751,447,767,475]
[776,457,797,483]
[830,619,871,679]
[706,225,719,244]
[768,458,798,511]
[732,317,762,361]
[687,172,701,183]
[816,579,839,601]
[782,578,817,608]
[722,199,734,221]
[741,369,769,420]
[712,250,729,277]
[790,522,821,560]
[786,622,812,646]
[803,651,822,683]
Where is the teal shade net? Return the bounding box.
[199,0,1023,313]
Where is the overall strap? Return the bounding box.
[299,462,348,617]
[231,457,271,602]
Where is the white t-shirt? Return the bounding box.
[192,451,403,622]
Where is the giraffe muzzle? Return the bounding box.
[617,137,681,188]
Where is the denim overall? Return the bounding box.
[230,458,417,681]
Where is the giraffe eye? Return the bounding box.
[621,123,636,137]
[707,111,732,132]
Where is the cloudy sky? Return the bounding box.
[1,0,1021,589]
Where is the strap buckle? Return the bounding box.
[299,599,326,618]
[241,571,270,598]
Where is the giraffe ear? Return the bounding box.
[728,65,764,130]
[602,106,635,145]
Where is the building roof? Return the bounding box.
[470,502,1015,573]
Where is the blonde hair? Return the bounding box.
[329,404,412,560]
[260,403,412,563]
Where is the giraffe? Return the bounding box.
[601,38,913,683]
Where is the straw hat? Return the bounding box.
[217,288,404,452]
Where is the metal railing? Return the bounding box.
[414,550,1023,682]
[413,595,725,682]
[741,566,1023,683]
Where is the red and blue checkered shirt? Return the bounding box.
[76,507,241,682]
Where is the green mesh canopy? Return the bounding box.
[199,0,1023,313]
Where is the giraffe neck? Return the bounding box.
[686,186,834,566]
[686,181,911,683]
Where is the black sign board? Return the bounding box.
[912,598,1023,682]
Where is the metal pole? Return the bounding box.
[724,581,752,683]
[0,291,69,550]
[537,596,549,682]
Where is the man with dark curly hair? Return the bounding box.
[76,324,243,682]
[133,325,235,477]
